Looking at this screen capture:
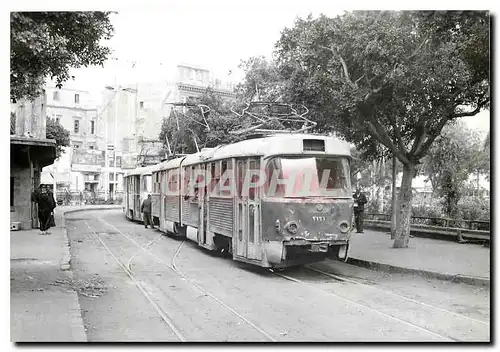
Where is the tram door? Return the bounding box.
[134,175,141,218]
[235,159,262,260]
[197,163,209,246]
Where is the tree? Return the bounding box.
[274,11,490,247]
[159,89,246,155]
[46,117,70,158]
[11,11,114,101]
[423,121,485,217]
[235,56,284,102]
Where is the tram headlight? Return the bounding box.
[339,221,350,233]
[286,221,299,234]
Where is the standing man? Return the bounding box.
[353,187,368,233]
[32,185,56,235]
[141,194,153,229]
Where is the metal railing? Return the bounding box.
[56,190,124,206]
[366,213,490,232]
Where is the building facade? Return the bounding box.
[100,63,237,170]
[41,87,121,203]
[38,63,236,205]
[11,93,57,229]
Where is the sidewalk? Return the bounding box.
[347,229,490,286]
[10,205,122,342]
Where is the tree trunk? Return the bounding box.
[393,163,415,248]
[377,157,385,213]
[390,156,397,240]
[371,160,376,200]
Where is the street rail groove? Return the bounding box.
[85,221,186,342]
[273,271,455,342]
[95,215,276,342]
[305,266,490,326]
[127,234,163,272]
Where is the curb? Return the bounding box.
[346,257,490,288]
[57,206,123,271]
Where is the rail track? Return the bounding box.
[85,216,276,342]
[273,266,489,342]
[80,210,489,342]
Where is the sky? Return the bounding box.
[50,1,490,135]
[8,0,492,136]
[62,1,346,97]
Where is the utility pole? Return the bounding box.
[113,89,119,202]
[104,97,109,201]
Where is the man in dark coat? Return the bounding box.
[353,187,368,233]
[141,194,153,229]
[32,185,56,235]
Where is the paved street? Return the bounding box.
[53,209,490,342]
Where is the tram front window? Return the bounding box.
[265,156,350,198]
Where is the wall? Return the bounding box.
[12,93,47,139]
[10,165,34,229]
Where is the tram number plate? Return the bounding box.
[310,244,328,253]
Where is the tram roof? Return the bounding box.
[124,165,157,177]
[181,147,219,167]
[155,156,186,171]
[210,133,351,161]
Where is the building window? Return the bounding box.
[74,94,80,104]
[89,145,94,150]
[140,101,144,109]
[74,119,80,133]
[90,120,95,134]
[53,91,60,101]
[11,177,14,207]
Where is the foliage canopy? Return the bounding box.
[11,11,114,100]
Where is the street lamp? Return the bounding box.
[104,85,137,202]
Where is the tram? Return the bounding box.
[124,165,156,222]
[124,133,354,268]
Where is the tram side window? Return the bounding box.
[220,160,232,197]
[135,176,140,194]
[237,160,244,199]
[249,159,260,200]
[166,170,171,194]
[183,167,190,200]
[212,162,221,196]
[191,166,203,200]
[172,171,178,193]
[209,163,216,195]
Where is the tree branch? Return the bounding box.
[387,113,408,154]
[354,73,365,86]
[410,122,427,155]
[414,116,450,160]
[365,119,410,165]
[453,98,489,118]
[320,44,357,89]
[407,34,430,61]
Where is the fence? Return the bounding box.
[366,213,490,232]
[56,190,124,206]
